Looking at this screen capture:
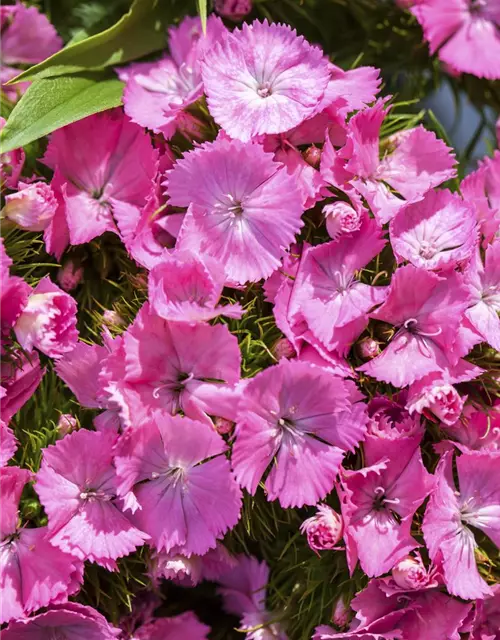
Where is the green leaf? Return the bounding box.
[197,0,207,34]
[8,0,170,83]
[0,72,123,153]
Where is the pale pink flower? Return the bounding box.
[423,450,500,599]
[232,359,367,508]
[358,265,472,387]
[300,504,344,551]
[461,151,500,245]
[165,137,304,284]
[412,0,500,79]
[323,201,363,241]
[390,188,478,271]
[201,20,330,141]
[1,4,61,65]
[391,553,433,590]
[36,428,149,570]
[443,404,500,452]
[114,411,242,556]
[14,276,78,358]
[2,603,120,640]
[406,372,466,426]
[0,466,83,624]
[3,181,57,231]
[42,110,158,258]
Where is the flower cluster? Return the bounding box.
[1,4,500,640]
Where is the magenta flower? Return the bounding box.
[1,238,31,347]
[461,151,500,245]
[119,16,226,137]
[464,241,500,351]
[100,303,240,428]
[300,504,344,552]
[323,201,363,241]
[36,429,149,570]
[1,4,61,65]
[291,217,387,355]
[469,584,500,640]
[132,611,210,640]
[391,553,435,591]
[165,136,304,284]
[390,188,478,271]
[412,0,500,79]
[0,466,83,624]
[114,411,242,556]
[0,419,17,467]
[14,276,78,358]
[2,603,120,640]
[406,372,466,426]
[339,444,434,577]
[423,450,500,599]
[443,404,500,452]
[358,265,471,387]
[321,101,456,224]
[3,181,58,232]
[201,19,330,141]
[1,351,45,424]
[149,250,243,322]
[42,110,158,258]
[0,117,25,189]
[232,359,367,508]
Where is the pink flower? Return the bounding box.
[3,181,57,231]
[0,466,83,624]
[406,372,466,426]
[412,0,500,79]
[391,554,433,590]
[0,419,17,466]
[339,444,434,577]
[149,250,243,322]
[321,101,456,224]
[118,16,226,137]
[1,4,61,65]
[290,218,387,355]
[300,504,344,551]
[215,0,252,20]
[464,241,500,351]
[2,603,120,640]
[1,65,30,103]
[422,450,500,599]
[461,151,500,245]
[0,117,25,189]
[232,359,367,508]
[165,136,304,284]
[390,188,478,271]
[14,276,78,358]
[100,303,241,428]
[36,428,149,570]
[42,110,157,258]
[323,201,363,241]
[1,238,31,347]
[132,611,210,640]
[1,351,45,423]
[469,584,500,640]
[358,265,472,387]
[443,404,500,452]
[201,20,330,141]
[114,411,242,556]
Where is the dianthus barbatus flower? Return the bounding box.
[443,403,500,452]
[118,16,226,137]
[423,450,500,599]
[232,359,367,508]
[0,466,83,624]
[114,411,242,556]
[165,136,304,284]
[468,584,500,640]
[42,110,157,258]
[358,265,471,387]
[1,238,31,349]
[1,351,45,424]
[201,19,330,141]
[100,303,241,428]
[461,151,500,245]
[411,0,500,79]
[36,429,149,570]
[339,443,434,577]
[390,188,477,271]
[2,603,120,640]
[290,217,387,355]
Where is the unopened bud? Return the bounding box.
[357,337,380,360]
[214,417,234,435]
[303,146,322,169]
[323,202,362,240]
[273,337,296,361]
[3,181,57,231]
[214,0,252,21]
[392,555,429,590]
[300,504,343,552]
[57,413,77,436]
[57,261,83,292]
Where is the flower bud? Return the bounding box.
[102,309,125,327]
[14,277,78,358]
[272,337,296,360]
[300,504,343,551]
[303,145,322,169]
[215,0,252,21]
[392,554,430,590]
[57,261,83,292]
[407,381,465,426]
[323,202,362,240]
[332,598,350,628]
[214,417,234,435]
[356,337,380,360]
[3,181,57,231]
[57,413,77,436]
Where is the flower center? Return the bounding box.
[79,488,112,502]
[418,240,437,260]
[257,81,273,98]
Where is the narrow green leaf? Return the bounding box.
[8,0,169,83]
[0,73,123,153]
[197,0,207,34]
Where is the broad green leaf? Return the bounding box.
[197,0,207,34]
[8,0,170,83]
[0,72,123,153]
